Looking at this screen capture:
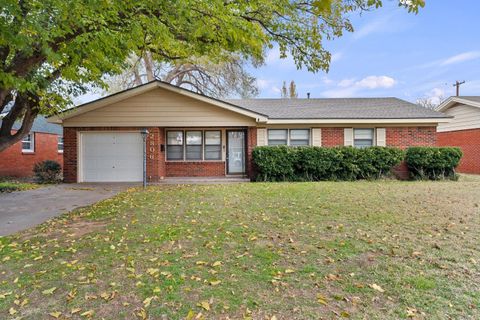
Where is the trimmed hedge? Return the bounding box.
[405,147,462,180]
[252,146,404,181]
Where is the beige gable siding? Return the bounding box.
[63,88,257,127]
[437,104,480,132]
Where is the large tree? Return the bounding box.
[106,53,259,98]
[0,0,425,151]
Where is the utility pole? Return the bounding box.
[453,80,465,96]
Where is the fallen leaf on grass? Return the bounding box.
[49,311,62,318]
[198,300,210,311]
[135,308,147,319]
[71,308,82,314]
[81,309,94,318]
[9,307,17,315]
[369,283,385,293]
[209,280,221,286]
[212,261,222,267]
[317,294,329,305]
[42,287,57,295]
[143,296,156,308]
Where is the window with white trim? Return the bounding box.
[267,129,288,145]
[167,131,184,160]
[186,131,202,160]
[204,131,222,160]
[166,130,222,161]
[353,128,374,148]
[289,129,310,146]
[22,133,34,152]
[57,136,64,152]
[267,129,310,146]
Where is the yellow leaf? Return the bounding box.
[0,291,12,299]
[49,311,62,318]
[317,294,329,305]
[71,308,82,314]
[198,300,210,311]
[13,277,18,284]
[212,261,222,267]
[143,296,156,308]
[20,298,29,307]
[210,280,221,286]
[196,261,207,266]
[9,307,17,315]
[153,287,161,294]
[341,311,350,318]
[369,283,385,293]
[81,309,94,318]
[42,287,57,295]
[185,310,196,320]
[285,269,295,274]
[135,308,147,320]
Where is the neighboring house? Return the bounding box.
[437,96,480,174]
[0,115,64,178]
[47,81,449,183]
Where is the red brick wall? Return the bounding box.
[0,131,63,178]
[322,128,344,146]
[386,127,436,149]
[247,127,257,178]
[166,161,225,177]
[438,129,480,174]
[63,127,162,183]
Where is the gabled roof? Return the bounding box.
[228,97,448,120]
[0,115,62,135]
[437,96,480,112]
[48,80,268,123]
[48,80,450,125]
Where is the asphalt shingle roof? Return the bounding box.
[0,115,62,135]
[226,97,448,119]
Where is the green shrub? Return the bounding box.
[252,146,404,182]
[405,147,462,180]
[33,160,63,183]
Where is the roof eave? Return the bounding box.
[265,118,452,124]
[437,96,480,112]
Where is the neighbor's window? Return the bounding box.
[204,131,222,160]
[186,131,202,160]
[57,136,64,152]
[268,129,288,145]
[354,128,374,148]
[289,129,310,146]
[22,133,34,152]
[167,131,184,160]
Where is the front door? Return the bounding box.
[226,130,246,174]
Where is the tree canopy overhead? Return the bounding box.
[0,0,425,151]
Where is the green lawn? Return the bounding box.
[1,179,479,319]
[0,180,38,193]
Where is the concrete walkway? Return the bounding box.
[0,183,135,236]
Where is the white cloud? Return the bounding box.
[440,51,480,66]
[355,76,396,89]
[321,75,397,98]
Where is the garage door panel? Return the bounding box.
[81,132,143,182]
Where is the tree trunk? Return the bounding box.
[144,52,155,82]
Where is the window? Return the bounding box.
[167,131,184,160]
[204,131,221,160]
[22,133,34,152]
[186,131,202,160]
[267,129,310,146]
[290,129,310,146]
[354,128,374,148]
[268,129,288,145]
[57,136,64,152]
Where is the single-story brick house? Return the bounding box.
[0,115,64,178]
[47,81,449,182]
[437,96,480,174]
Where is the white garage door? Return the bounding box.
[81,132,143,182]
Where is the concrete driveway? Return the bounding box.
[0,183,136,236]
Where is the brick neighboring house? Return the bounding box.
[437,96,480,174]
[47,81,449,183]
[0,115,64,178]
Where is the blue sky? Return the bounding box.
[253,1,480,103]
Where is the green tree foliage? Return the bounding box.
[0,0,425,151]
